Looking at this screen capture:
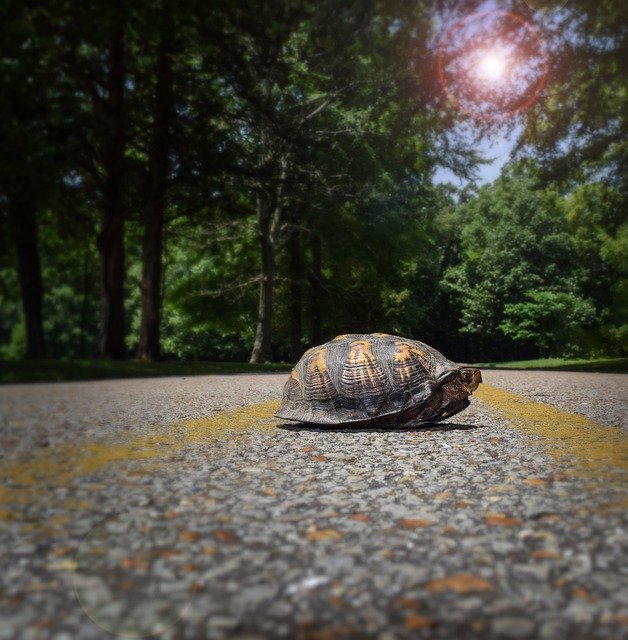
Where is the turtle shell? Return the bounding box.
[276,333,473,426]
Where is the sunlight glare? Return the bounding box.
[478,52,507,81]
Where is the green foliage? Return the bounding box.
[38,209,100,358]
[160,217,259,360]
[0,320,26,361]
[0,1,625,365]
[311,179,447,338]
[518,0,628,186]
[0,359,292,384]
[500,290,596,358]
[562,181,628,354]
[443,163,585,358]
[0,264,22,359]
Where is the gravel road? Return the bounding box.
[0,370,626,639]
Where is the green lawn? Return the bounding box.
[0,359,293,384]
[2,355,626,384]
[474,357,628,373]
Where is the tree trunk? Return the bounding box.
[288,222,303,361]
[98,16,126,359]
[137,5,173,361]
[10,203,45,358]
[309,232,323,346]
[250,194,275,363]
[249,155,289,364]
[78,233,91,358]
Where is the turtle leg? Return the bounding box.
[439,398,470,422]
[399,399,470,427]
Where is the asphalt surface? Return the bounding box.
[0,370,626,640]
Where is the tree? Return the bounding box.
[39,0,132,358]
[509,1,627,356]
[517,1,627,186]
[500,290,596,358]
[6,199,46,358]
[562,181,628,354]
[444,163,586,359]
[137,0,175,360]
[97,5,127,359]
[287,209,304,361]
[0,1,58,358]
[196,0,480,361]
[160,216,259,361]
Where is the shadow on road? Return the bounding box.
[276,421,486,434]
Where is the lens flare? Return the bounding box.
[437,10,549,121]
[477,52,508,81]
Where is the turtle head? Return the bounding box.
[458,367,482,394]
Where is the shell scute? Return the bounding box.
[392,341,431,396]
[339,340,391,416]
[304,348,338,403]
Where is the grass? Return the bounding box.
[0,359,293,384]
[474,357,628,373]
[2,355,626,384]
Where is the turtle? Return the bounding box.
[276,333,482,427]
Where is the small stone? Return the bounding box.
[14,544,37,555]
[564,601,596,623]
[531,550,561,560]
[349,513,369,522]
[400,518,433,528]
[404,614,437,630]
[513,563,551,581]
[455,597,483,612]
[239,584,278,604]
[485,513,521,527]
[73,575,112,607]
[158,580,191,595]
[306,526,342,541]
[493,541,517,554]
[523,498,557,519]
[206,615,239,630]
[213,529,237,544]
[570,586,596,601]
[287,575,329,594]
[566,554,592,576]
[96,600,125,620]
[178,530,199,543]
[424,573,494,593]
[47,559,78,572]
[267,601,293,617]
[106,520,130,534]
[539,619,568,640]
[491,617,535,638]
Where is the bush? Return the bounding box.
[500,290,596,358]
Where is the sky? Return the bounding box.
[433,131,518,186]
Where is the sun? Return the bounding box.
[477,51,508,81]
[437,10,549,120]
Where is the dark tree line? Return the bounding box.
[1,0,625,363]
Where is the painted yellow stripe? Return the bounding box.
[0,400,281,514]
[475,384,628,481]
[2,385,626,519]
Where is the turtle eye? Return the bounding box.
[459,369,473,383]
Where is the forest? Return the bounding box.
[1,0,626,365]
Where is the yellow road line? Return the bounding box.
[0,400,281,514]
[2,385,626,520]
[475,384,627,481]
